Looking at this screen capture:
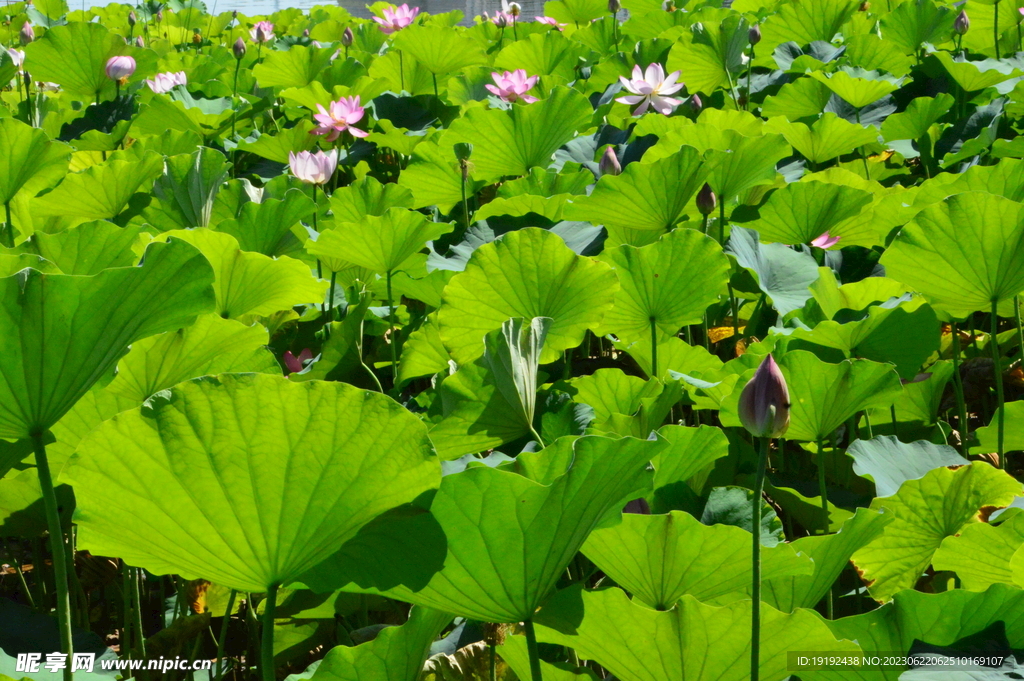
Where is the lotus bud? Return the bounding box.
[233,36,246,59]
[105,55,136,83]
[232,10,238,19]
[696,182,716,215]
[954,10,969,35]
[155,9,163,21]
[738,354,791,439]
[302,28,310,37]
[192,30,201,44]
[688,93,703,114]
[599,146,621,176]
[127,10,136,26]
[342,26,354,45]
[135,36,144,47]
[453,142,473,162]
[748,22,761,45]
[608,0,621,12]
[19,21,33,44]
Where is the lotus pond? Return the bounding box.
[1,0,1024,679]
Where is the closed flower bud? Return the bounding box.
[599,146,621,176]
[128,10,136,26]
[135,36,144,47]
[688,93,702,114]
[696,182,716,215]
[233,36,246,59]
[738,354,790,439]
[342,26,354,45]
[155,9,163,21]
[748,23,761,45]
[608,0,621,12]
[954,10,969,35]
[19,20,32,44]
[302,28,310,37]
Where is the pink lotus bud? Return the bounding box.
[599,146,621,176]
[105,55,136,82]
[127,10,137,26]
[954,10,969,35]
[289,149,339,185]
[748,23,761,45]
[342,26,354,45]
[738,354,791,439]
[233,36,246,59]
[155,9,163,21]
[19,21,33,45]
[302,28,310,37]
[135,36,144,47]
[696,183,716,215]
[283,348,313,374]
[688,93,702,115]
[810,231,841,249]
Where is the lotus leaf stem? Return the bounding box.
[524,619,544,681]
[261,584,279,681]
[750,436,769,681]
[991,300,1005,469]
[951,322,970,453]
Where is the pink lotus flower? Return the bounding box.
[250,20,274,43]
[312,96,369,141]
[487,10,513,26]
[283,348,313,374]
[810,231,841,249]
[289,149,339,185]
[616,63,684,115]
[105,55,136,82]
[144,71,187,94]
[486,69,539,103]
[7,48,24,69]
[535,16,567,29]
[373,4,419,34]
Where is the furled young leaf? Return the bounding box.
[534,587,861,681]
[159,229,327,319]
[596,228,730,343]
[0,238,214,440]
[67,373,440,592]
[582,510,813,610]
[483,317,551,437]
[105,314,279,403]
[438,228,618,365]
[852,462,1023,601]
[144,147,230,230]
[933,513,1024,590]
[306,208,453,274]
[301,436,659,623]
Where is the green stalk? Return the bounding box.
[122,566,133,673]
[951,322,970,454]
[386,269,398,389]
[890,404,898,439]
[750,437,769,681]
[995,0,1002,59]
[261,585,279,681]
[991,300,1006,469]
[231,57,241,140]
[650,317,658,379]
[1015,295,1024,367]
[398,50,405,92]
[700,213,709,235]
[489,643,497,681]
[523,619,544,681]
[863,411,873,440]
[4,201,13,248]
[817,437,829,537]
[718,196,727,244]
[432,72,438,98]
[745,46,754,111]
[3,539,35,608]
[214,589,237,681]
[460,166,471,230]
[32,432,74,681]
[327,272,337,322]
[133,568,146,659]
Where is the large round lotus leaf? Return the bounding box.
[392,26,488,76]
[0,118,69,208]
[438,227,618,365]
[66,373,440,592]
[0,238,215,440]
[596,228,730,343]
[746,181,874,247]
[880,191,1024,317]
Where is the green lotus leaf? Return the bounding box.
[582,510,813,610]
[307,208,453,276]
[933,52,1022,93]
[392,26,488,76]
[398,314,450,385]
[0,468,74,539]
[0,254,59,276]
[369,50,436,96]
[498,634,600,681]
[32,152,164,220]
[651,424,730,508]
[290,297,378,390]
[534,586,861,681]
[765,113,880,165]
[236,121,319,164]
[852,462,1023,601]
[809,70,903,109]
[591,379,682,439]
[303,436,659,623]
[252,45,336,89]
[726,226,821,316]
[399,142,487,212]
[913,158,1024,206]
[932,512,1024,591]
[973,401,1024,456]
[105,314,279,403]
[759,0,860,50]
[493,32,586,82]
[596,228,730,344]
[565,147,708,231]
[443,87,592,182]
[131,94,235,141]
[847,436,969,497]
[825,584,1024,681]
[843,35,915,78]
[329,175,414,222]
[46,388,138,478]
[216,188,315,257]
[310,607,453,681]
[880,191,1024,317]
[544,0,609,24]
[23,22,156,99]
[473,194,571,222]
[880,94,954,142]
[159,229,328,319]
[879,0,956,55]
[761,77,832,120]
[761,507,892,613]
[67,373,440,592]
[0,118,70,217]
[747,180,874,246]
[0,238,214,440]
[144,147,230,230]
[707,132,790,205]
[437,227,618,365]
[19,221,140,275]
[666,14,748,95]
